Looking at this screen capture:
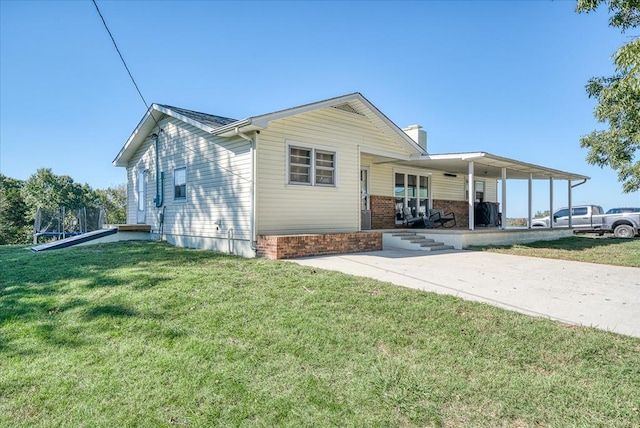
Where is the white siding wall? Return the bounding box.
[126,117,253,242]
[256,108,410,235]
[126,139,154,224]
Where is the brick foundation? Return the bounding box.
[371,195,396,229]
[257,232,382,260]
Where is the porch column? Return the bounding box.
[549,177,554,229]
[468,161,475,230]
[568,180,573,228]
[528,173,533,229]
[501,167,507,229]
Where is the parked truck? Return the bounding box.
[530,204,640,238]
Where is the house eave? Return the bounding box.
[403,152,590,181]
[113,106,163,167]
[212,93,426,156]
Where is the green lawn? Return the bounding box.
[470,235,640,267]
[1,241,639,427]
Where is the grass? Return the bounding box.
[1,241,639,427]
[469,235,640,267]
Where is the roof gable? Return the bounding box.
[113,93,425,167]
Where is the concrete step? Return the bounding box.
[420,243,455,251]
[383,232,454,253]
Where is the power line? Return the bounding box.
[91,0,162,130]
[91,1,250,184]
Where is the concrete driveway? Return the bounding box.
[292,249,640,338]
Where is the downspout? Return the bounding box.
[569,178,588,229]
[571,178,587,189]
[153,132,164,208]
[234,128,258,254]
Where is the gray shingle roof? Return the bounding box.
[158,104,238,129]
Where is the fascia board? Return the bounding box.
[419,152,589,181]
[155,105,216,133]
[113,107,159,167]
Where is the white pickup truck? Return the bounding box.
[531,205,640,238]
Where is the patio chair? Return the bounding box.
[428,208,456,228]
[402,207,426,228]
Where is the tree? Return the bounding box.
[21,168,95,216]
[534,210,550,218]
[576,0,640,193]
[0,174,30,245]
[95,184,126,224]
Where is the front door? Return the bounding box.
[361,168,371,230]
[136,171,146,224]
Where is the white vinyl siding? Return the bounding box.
[125,116,252,239]
[126,138,154,224]
[257,107,400,234]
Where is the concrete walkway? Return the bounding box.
[292,249,640,338]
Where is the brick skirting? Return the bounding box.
[371,195,396,229]
[257,232,383,260]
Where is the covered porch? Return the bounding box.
[388,151,590,230]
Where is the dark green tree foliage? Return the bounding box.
[0,175,30,245]
[21,168,95,218]
[576,0,640,192]
[95,184,127,224]
[0,169,127,245]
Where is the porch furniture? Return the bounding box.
[428,208,457,228]
[402,207,427,228]
[475,202,500,227]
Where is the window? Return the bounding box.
[174,167,186,200]
[289,147,311,184]
[315,150,335,185]
[288,145,336,186]
[394,172,429,224]
[465,179,485,202]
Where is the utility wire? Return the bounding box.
[92,0,250,184]
[92,0,162,130]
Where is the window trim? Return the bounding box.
[174,166,187,201]
[286,141,338,187]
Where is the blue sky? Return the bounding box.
[1,0,638,217]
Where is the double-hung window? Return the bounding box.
[288,145,336,186]
[174,167,186,200]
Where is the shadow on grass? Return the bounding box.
[83,304,139,320]
[470,235,637,252]
[0,241,234,353]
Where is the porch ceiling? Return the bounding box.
[392,152,590,181]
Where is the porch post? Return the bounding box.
[501,167,507,229]
[528,173,533,229]
[468,161,475,230]
[568,180,573,228]
[549,177,554,229]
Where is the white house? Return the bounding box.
[113,93,588,258]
